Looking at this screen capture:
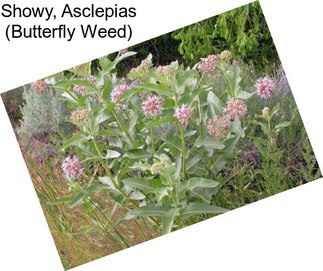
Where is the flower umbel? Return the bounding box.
[220,50,232,62]
[255,77,275,98]
[150,156,171,175]
[74,85,86,95]
[70,109,90,122]
[262,107,270,119]
[225,98,248,121]
[207,115,231,140]
[130,58,153,73]
[32,79,47,94]
[174,104,194,126]
[61,156,84,179]
[156,65,175,78]
[111,85,129,105]
[142,95,163,117]
[89,75,96,84]
[198,54,219,75]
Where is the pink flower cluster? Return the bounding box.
[61,156,84,179]
[111,85,129,105]
[225,98,247,121]
[32,79,47,94]
[198,54,219,75]
[142,95,163,117]
[74,85,86,95]
[174,104,194,126]
[255,77,275,98]
[89,75,96,84]
[70,109,90,122]
[207,115,231,140]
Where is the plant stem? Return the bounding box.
[179,123,187,179]
[196,97,204,136]
[150,127,155,156]
[98,157,160,227]
[89,199,131,248]
[111,109,134,146]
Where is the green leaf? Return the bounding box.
[175,70,198,90]
[56,78,96,90]
[137,82,174,97]
[179,177,219,192]
[47,197,74,205]
[162,209,176,234]
[62,132,88,150]
[275,121,291,131]
[70,191,87,207]
[194,136,225,149]
[123,149,152,160]
[207,91,222,115]
[124,206,171,220]
[230,120,245,137]
[123,178,167,194]
[105,150,121,159]
[236,90,254,100]
[163,134,182,156]
[181,203,227,216]
[148,115,176,128]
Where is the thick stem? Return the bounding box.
[150,127,155,156]
[179,123,187,179]
[197,98,204,136]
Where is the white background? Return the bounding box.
[0,0,323,270]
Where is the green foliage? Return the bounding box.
[50,50,256,236]
[172,1,277,66]
[19,86,68,139]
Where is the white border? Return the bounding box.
[1,0,322,270]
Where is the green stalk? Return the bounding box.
[89,199,131,248]
[92,140,160,227]
[90,206,124,251]
[179,123,187,179]
[196,97,204,136]
[150,127,155,156]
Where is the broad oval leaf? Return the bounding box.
[194,136,225,150]
[181,203,227,216]
[179,177,219,192]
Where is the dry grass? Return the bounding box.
[25,156,160,270]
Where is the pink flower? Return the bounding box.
[207,115,231,140]
[70,109,90,122]
[89,75,96,84]
[111,85,129,105]
[32,79,47,94]
[142,95,163,117]
[61,156,83,179]
[225,98,247,121]
[255,77,275,98]
[198,54,219,75]
[174,104,194,126]
[74,85,86,95]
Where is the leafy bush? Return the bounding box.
[19,84,68,139]
[172,1,277,66]
[44,47,301,246]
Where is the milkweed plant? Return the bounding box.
[38,50,290,247]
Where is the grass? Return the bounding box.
[25,156,159,269]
